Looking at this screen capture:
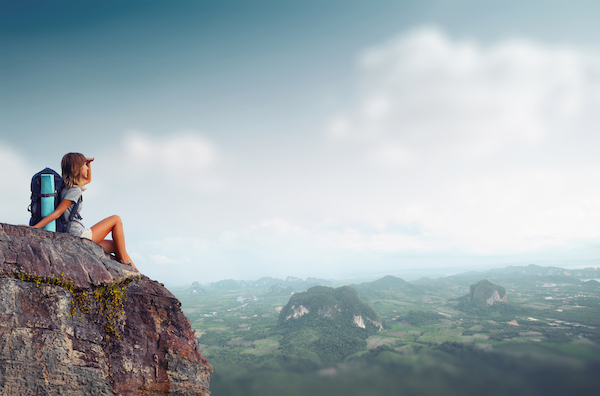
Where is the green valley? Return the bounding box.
[169,266,600,396]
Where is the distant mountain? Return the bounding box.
[188,281,206,294]
[279,276,334,292]
[242,277,283,288]
[277,286,382,364]
[209,279,239,289]
[363,275,416,290]
[351,275,426,301]
[267,283,294,295]
[207,276,333,291]
[495,264,600,278]
[415,264,600,289]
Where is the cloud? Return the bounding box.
[125,132,216,173]
[421,167,600,253]
[100,131,226,193]
[367,143,416,167]
[62,130,231,246]
[0,143,35,224]
[319,229,429,252]
[258,218,308,236]
[318,26,600,258]
[329,26,600,164]
[149,254,180,265]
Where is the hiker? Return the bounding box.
[29,152,137,271]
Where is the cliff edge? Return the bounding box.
[0,223,212,395]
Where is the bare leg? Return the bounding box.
[91,215,137,270]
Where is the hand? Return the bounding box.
[86,157,95,164]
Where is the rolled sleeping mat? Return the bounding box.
[40,173,56,231]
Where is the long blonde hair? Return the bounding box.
[61,152,87,190]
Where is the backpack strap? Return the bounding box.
[70,197,82,221]
[65,197,83,233]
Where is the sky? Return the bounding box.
[1,0,599,285]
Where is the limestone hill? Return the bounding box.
[468,279,508,307]
[456,279,515,316]
[277,286,382,365]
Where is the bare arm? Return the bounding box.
[81,157,94,185]
[33,199,73,229]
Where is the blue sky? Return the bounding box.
[1,0,599,284]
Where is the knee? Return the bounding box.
[109,215,122,225]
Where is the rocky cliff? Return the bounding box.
[0,223,212,395]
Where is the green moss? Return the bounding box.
[93,278,139,339]
[13,269,139,340]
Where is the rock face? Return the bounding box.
[0,223,212,395]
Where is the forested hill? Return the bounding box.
[277,286,382,364]
[278,285,382,330]
[456,279,511,311]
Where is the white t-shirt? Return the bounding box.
[61,186,85,236]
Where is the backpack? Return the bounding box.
[28,167,81,232]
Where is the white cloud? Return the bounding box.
[258,218,307,236]
[100,131,226,193]
[368,143,416,167]
[0,143,35,225]
[125,132,216,173]
[329,26,600,162]
[426,167,600,253]
[319,26,600,258]
[149,254,179,265]
[319,229,429,252]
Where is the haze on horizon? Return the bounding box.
[1,0,599,285]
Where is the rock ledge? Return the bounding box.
[0,223,212,395]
